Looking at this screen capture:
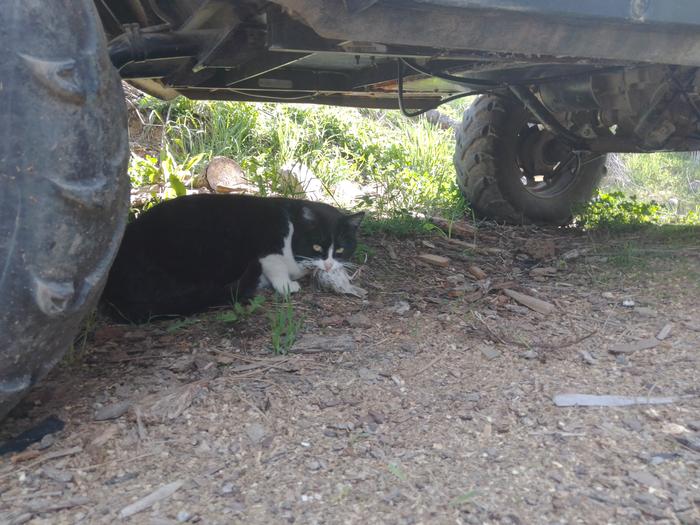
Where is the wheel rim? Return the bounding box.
[516,123,581,198]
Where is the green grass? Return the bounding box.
[360,213,434,237]
[130,96,467,218]
[575,190,700,230]
[269,295,303,355]
[129,91,700,228]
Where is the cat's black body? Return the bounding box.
[102,194,362,322]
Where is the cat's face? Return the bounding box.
[293,207,364,273]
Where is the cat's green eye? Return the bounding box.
[335,247,345,254]
[313,244,323,252]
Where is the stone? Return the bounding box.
[629,469,664,488]
[480,346,501,360]
[347,313,372,328]
[245,423,269,445]
[203,156,255,194]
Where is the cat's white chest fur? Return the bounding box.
[258,221,305,294]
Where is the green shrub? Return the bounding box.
[575,191,661,228]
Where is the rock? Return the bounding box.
[561,248,584,260]
[319,315,344,327]
[245,423,269,445]
[601,291,615,300]
[94,400,131,421]
[279,162,324,200]
[628,469,664,488]
[425,109,457,130]
[609,337,660,355]
[579,350,597,365]
[480,346,501,360]
[390,301,410,315]
[358,367,379,382]
[176,511,192,522]
[37,434,56,450]
[622,299,636,307]
[687,420,700,431]
[221,482,238,495]
[329,422,355,432]
[648,452,680,465]
[634,306,657,317]
[347,313,372,328]
[675,434,700,452]
[42,467,73,483]
[307,460,322,471]
[656,323,673,340]
[202,156,255,194]
[521,350,538,360]
[524,240,556,260]
[333,179,365,207]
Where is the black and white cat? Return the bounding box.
[102,194,364,322]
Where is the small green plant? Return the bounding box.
[575,191,661,229]
[215,295,265,323]
[354,242,375,263]
[166,317,201,333]
[387,463,407,481]
[269,295,303,355]
[64,310,98,365]
[360,213,433,237]
[449,491,477,508]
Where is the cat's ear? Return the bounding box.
[345,212,365,231]
[302,207,316,222]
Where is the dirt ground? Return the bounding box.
[1,223,699,524]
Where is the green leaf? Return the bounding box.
[168,174,187,197]
[449,491,477,507]
[387,463,406,481]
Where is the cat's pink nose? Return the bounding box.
[324,260,332,271]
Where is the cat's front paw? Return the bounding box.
[274,279,300,295]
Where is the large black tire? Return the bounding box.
[0,1,129,420]
[454,95,607,225]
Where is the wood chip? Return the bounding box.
[444,238,477,250]
[656,323,673,341]
[89,425,118,448]
[291,334,356,354]
[529,267,557,278]
[504,289,555,315]
[26,496,90,513]
[417,253,450,268]
[429,217,477,238]
[609,337,660,355]
[118,480,184,519]
[553,393,686,407]
[467,265,487,280]
[10,450,41,464]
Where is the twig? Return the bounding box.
[473,312,525,347]
[536,331,597,350]
[118,480,184,518]
[0,446,80,481]
[405,352,446,378]
[26,496,90,513]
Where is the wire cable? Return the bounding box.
[396,60,506,117]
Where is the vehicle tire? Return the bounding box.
[0,1,129,420]
[454,95,607,225]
